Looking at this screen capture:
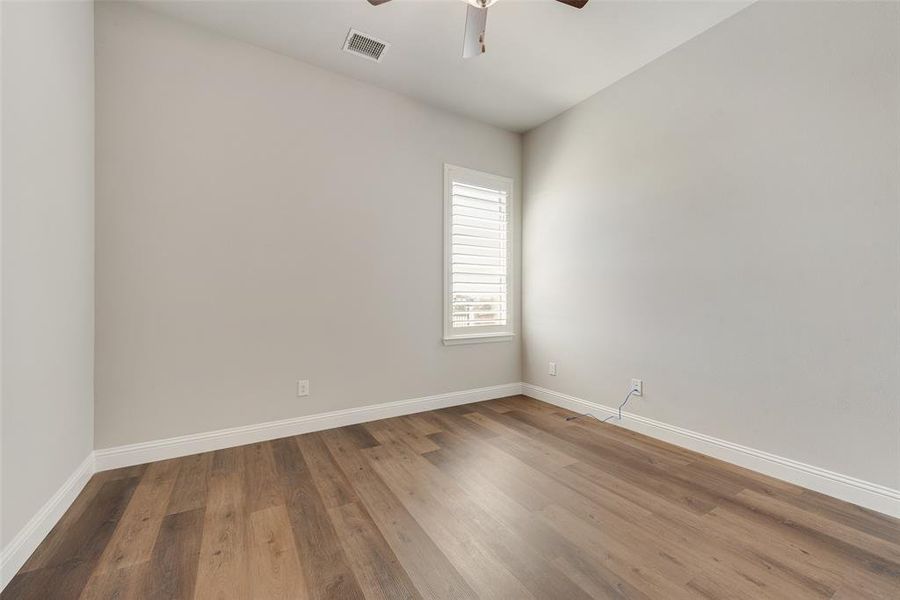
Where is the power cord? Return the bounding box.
[565,388,638,424]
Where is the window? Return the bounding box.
[443,164,515,345]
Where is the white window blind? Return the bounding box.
[444,165,514,344]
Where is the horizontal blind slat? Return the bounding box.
[453,227,507,240]
[452,216,507,230]
[452,302,506,307]
[452,258,507,267]
[453,288,506,293]
[451,245,507,257]
[453,272,507,280]
[452,185,506,202]
[452,267,507,276]
[452,206,508,220]
[451,196,507,212]
[452,235,507,248]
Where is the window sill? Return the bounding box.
[442,332,516,346]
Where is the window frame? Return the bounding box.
[443,163,516,346]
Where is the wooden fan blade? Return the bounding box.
[367,0,393,5]
[555,0,589,8]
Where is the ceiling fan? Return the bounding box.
[366,0,589,58]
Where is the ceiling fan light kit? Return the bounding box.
[367,0,588,58]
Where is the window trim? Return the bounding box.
[442,164,515,346]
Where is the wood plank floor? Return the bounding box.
[4,396,899,599]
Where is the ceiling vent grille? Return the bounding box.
[343,29,390,63]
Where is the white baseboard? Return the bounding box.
[1,453,95,590]
[5,380,895,595]
[522,383,900,518]
[1,383,522,592]
[95,382,523,471]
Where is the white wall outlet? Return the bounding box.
[297,379,310,397]
[548,362,558,376]
[631,378,643,396]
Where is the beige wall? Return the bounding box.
[94,3,521,448]
[523,0,900,488]
[1,1,95,547]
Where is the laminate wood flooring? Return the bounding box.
[4,396,899,599]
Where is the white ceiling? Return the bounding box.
[139,0,752,132]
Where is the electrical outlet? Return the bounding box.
[297,379,310,397]
[548,362,558,376]
[631,378,643,396]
